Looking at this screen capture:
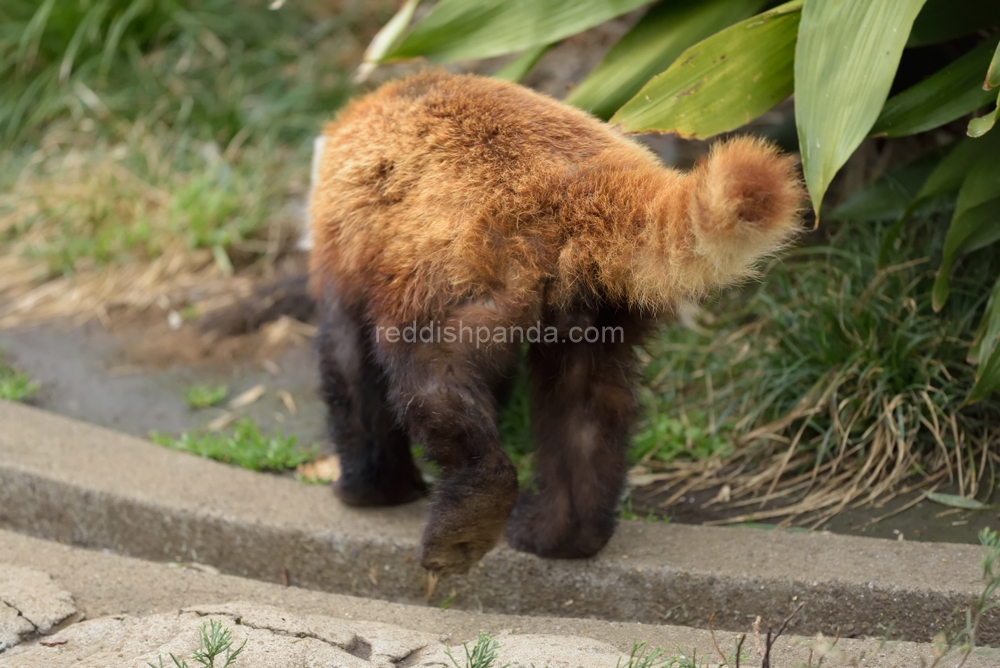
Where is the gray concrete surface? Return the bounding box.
[1,400,998,645]
[1,531,998,667]
[0,564,77,652]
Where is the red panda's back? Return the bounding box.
[308,72,659,323]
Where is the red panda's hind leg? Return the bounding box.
[505,309,652,558]
[380,337,519,575]
[317,292,427,506]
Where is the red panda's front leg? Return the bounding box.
[376,330,519,575]
[317,290,427,506]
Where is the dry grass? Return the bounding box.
[0,118,305,328]
[628,219,1000,526]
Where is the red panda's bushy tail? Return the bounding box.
[688,136,805,281]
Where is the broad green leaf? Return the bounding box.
[385,0,652,63]
[611,1,801,138]
[925,491,992,510]
[908,0,1000,48]
[970,276,1000,365]
[968,95,1000,138]
[954,197,1000,255]
[566,0,766,120]
[871,37,999,138]
[967,275,1000,404]
[494,43,551,82]
[932,131,1000,310]
[832,148,944,222]
[986,41,1000,90]
[795,0,927,216]
[915,137,990,202]
[878,136,994,267]
[356,0,420,82]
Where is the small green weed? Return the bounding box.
[445,633,508,668]
[148,619,246,668]
[620,496,670,523]
[150,419,316,471]
[184,384,228,409]
[632,413,734,466]
[616,641,703,668]
[0,349,38,401]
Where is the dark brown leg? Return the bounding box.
[505,309,651,558]
[378,334,519,575]
[317,291,426,506]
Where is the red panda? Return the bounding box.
[309,71,803,575]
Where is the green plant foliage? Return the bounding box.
[907,0,1000,47]
[631,413,733,466]
[494,43,552,82]
[385,0,651,63]
[0,351,39,402]
[871,37,999,138]
[566,0,765,120]
[832,148,947,222]
[183,384,228,409]
[0,0,359,148]
[970,44,1000,138]
[645,218,1000,487]
[150,419,317,472]
[496,364,536,487]
[794,0,927,215]
[356,0,420,82]
[148,619,246,668]
[444,633,508,668]
[967,276,1000,404]
[611,1,800,137]
[932,130,1000,311]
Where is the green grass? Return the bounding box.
[184,383,228,409]
[630,215,1000,519]
[0,1,390,284]
[0,349,38,401]
[150,418,317,472]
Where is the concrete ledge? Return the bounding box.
[0,400,996,643]
[3,530,999,667]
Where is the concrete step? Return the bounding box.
[0,400,997,645]
[1,529,997,667]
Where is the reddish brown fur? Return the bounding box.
[309,72,803,574]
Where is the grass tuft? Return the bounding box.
[184,383,228,409]
[0,348,39,402]
[150,418,316,471]
[632,217,1000,524]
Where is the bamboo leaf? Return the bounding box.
[916,137,988,202]
[385,0,652,63]
[795,0,927,216]
[832,148,944,222]
[494,43,552,82]
[566,0,766,120]
[610,1,801,138]
[967,95,999,138]
[908,0,1000,48]
[967,275,1000,405]
[932,130,1000,310]
[986,41,1000,90]
[871,37,999,138]
[356,0,420,82]
[925,491,991,510]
